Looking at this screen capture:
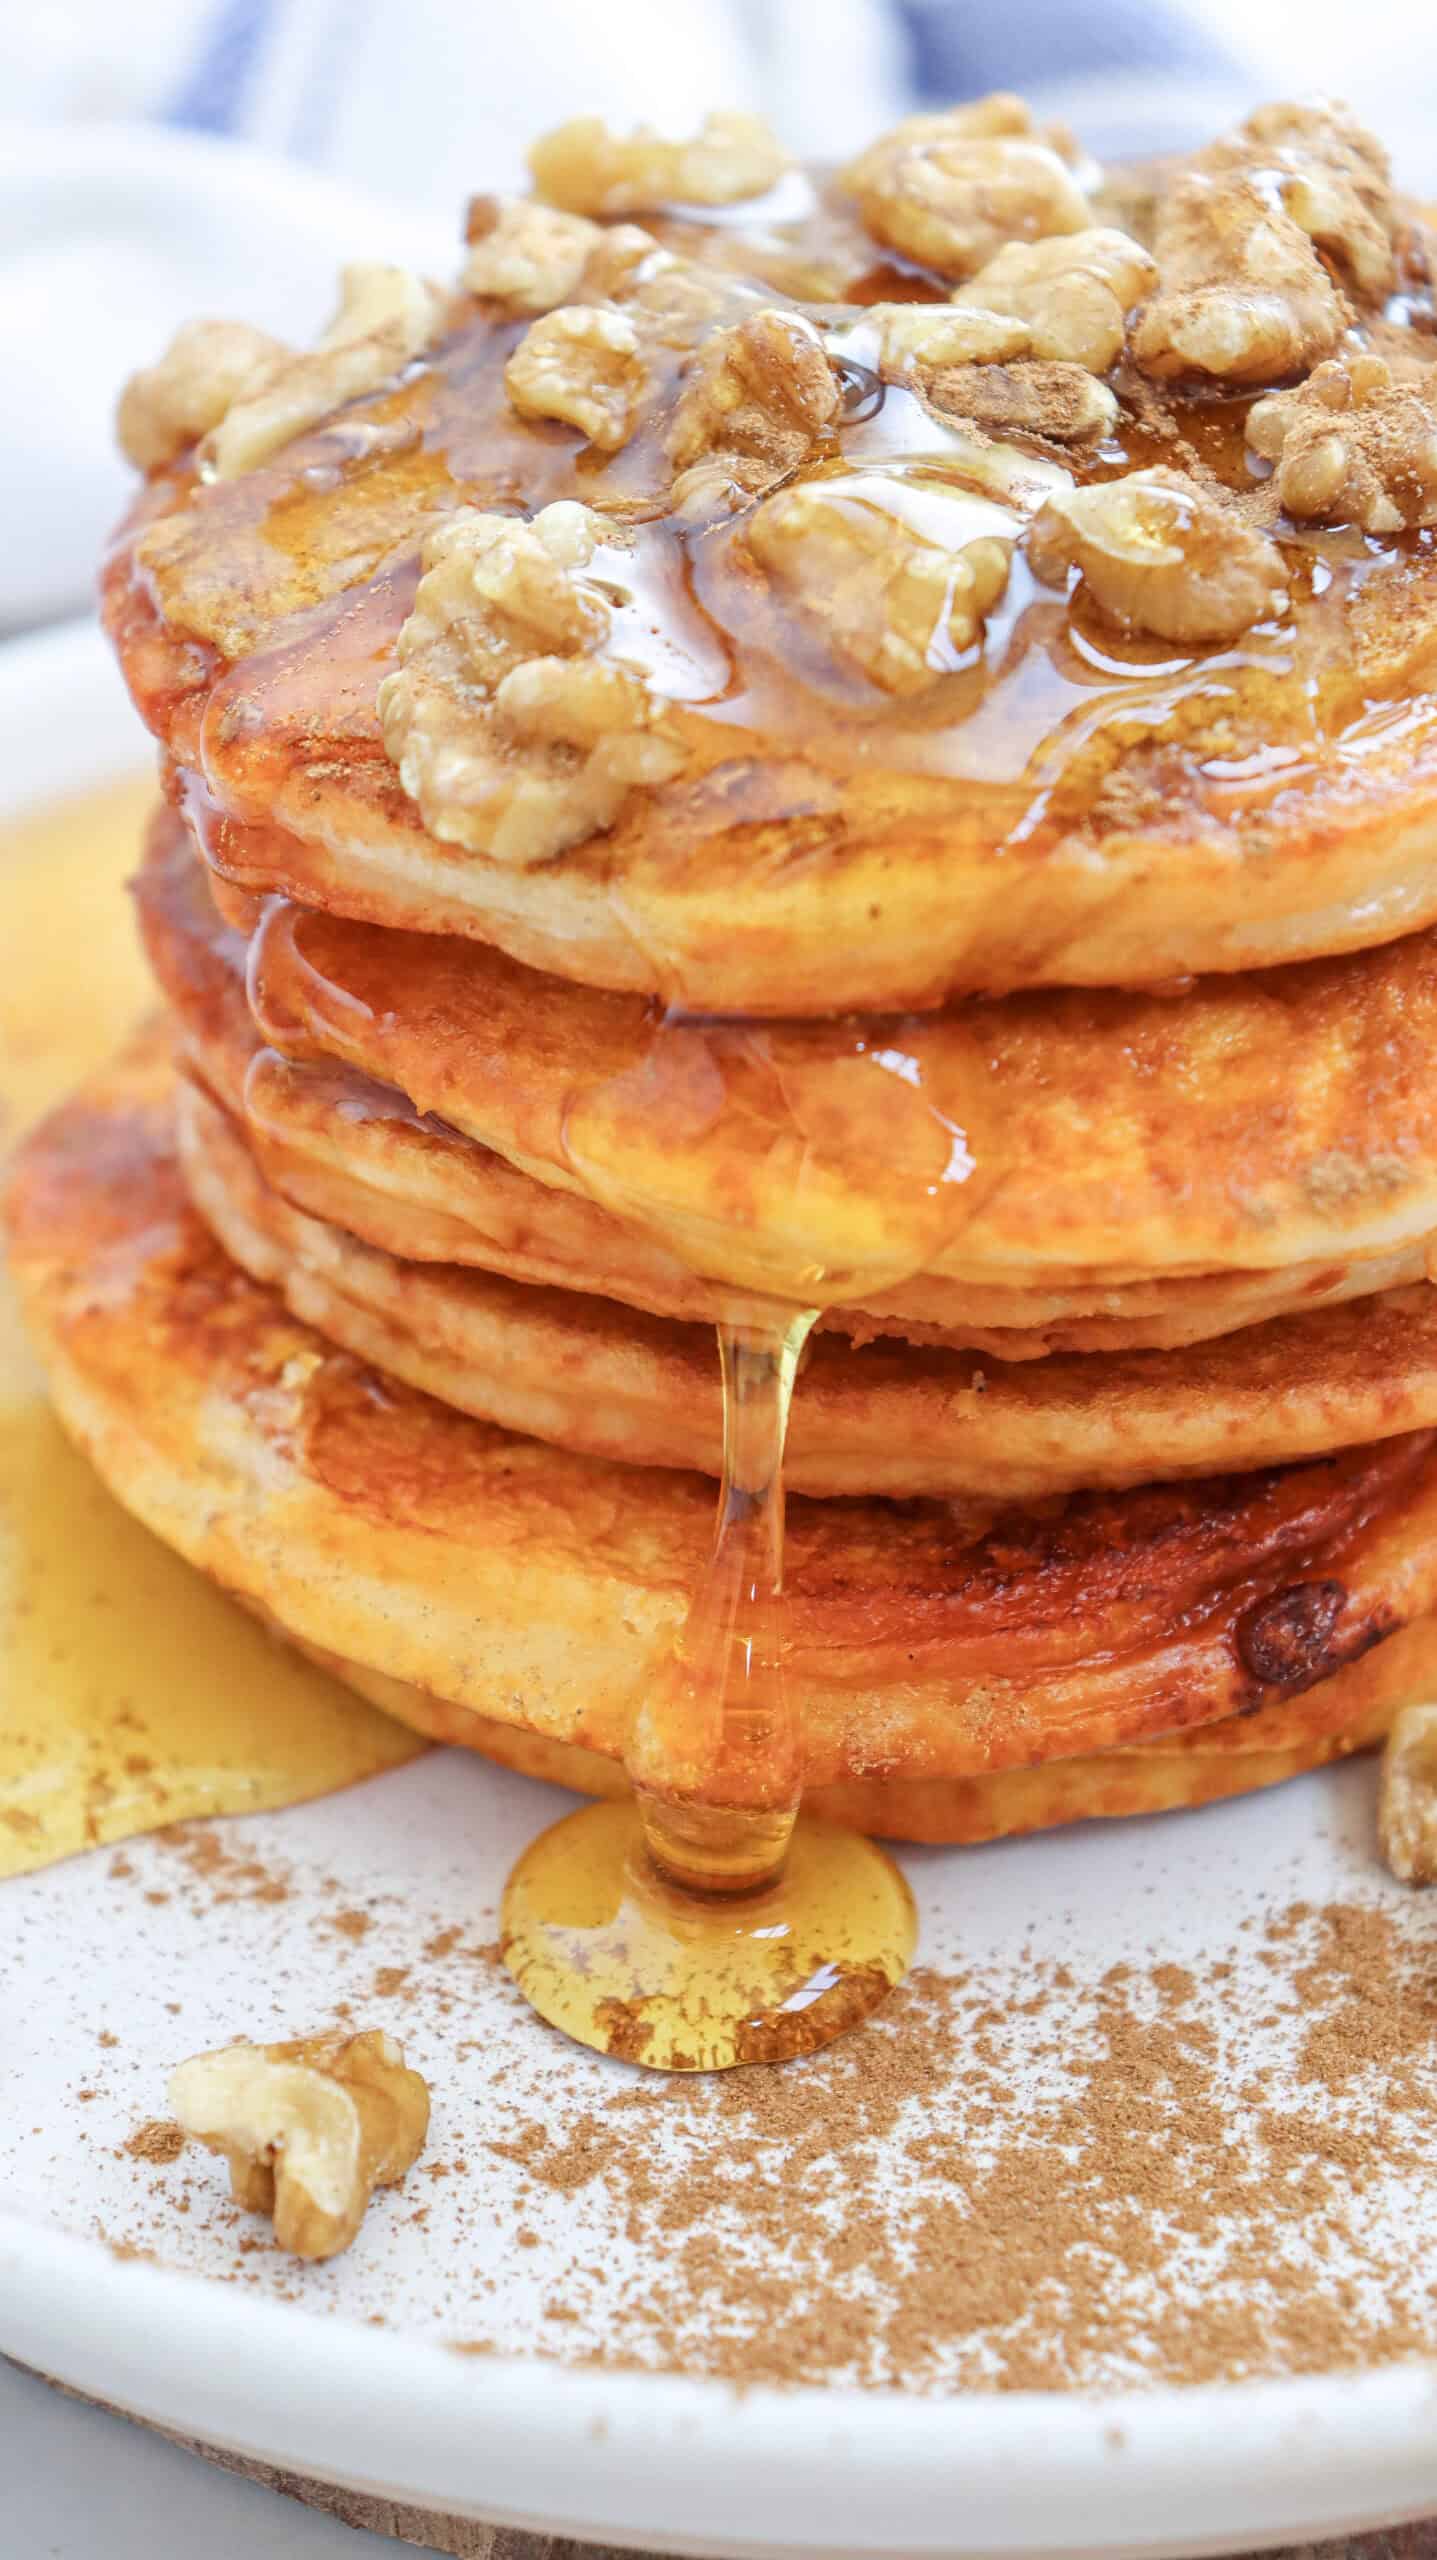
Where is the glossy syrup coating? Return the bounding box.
[102,104,1437,1014]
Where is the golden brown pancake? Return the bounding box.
[103,131,1437,1016]
[323,1622,1432,1847]
[11,1024,1437,1814]
[180,1069,1437,1503]
[139,805,1437,1331]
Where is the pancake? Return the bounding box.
[319,1622,1433,1847]
[103,110,1437,1015]
[235,1051,1435,1360]
[11,1024,1437,1814]
[140,804,1437,1332]
[180,1069,1437,1503]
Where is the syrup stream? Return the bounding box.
[630,1309,816,1896]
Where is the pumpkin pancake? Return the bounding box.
[179,1068,1437,1502]
[10,1025,1437,1812]
[315,1620,1437,1847]
[140,804,1437,1332]
[103,111,1437,1016]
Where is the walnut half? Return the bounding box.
[842,94,1092,283]
[169,2029,429,2260]
[529,110,788,216]
[116,318,290,473]
[1379,1703,1437,1884]
[378,501,685,867]
[745,472,1013,697]
[200,263,449,482]
[1028,467,1289,645]
[1247,352,1437,533]
[951,228,1157,373]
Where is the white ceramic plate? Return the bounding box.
[5,620,1437,2560]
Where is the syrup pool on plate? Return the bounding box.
[500,1309,917,2073]
[0,778,420,1880]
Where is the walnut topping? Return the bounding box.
[529,110,788,216]
[1028,466,1289,643]
[1247,351,1437,532]
[842,94,1092,283]
[200,263,449,481]
[745,473,1013,696]
[116,318,291,472]
[1242,100,1396,297]
[952,229,1157,372]
[1132,102,1395,385]
[1380,1703,1437,1884]
[667,308,841,513]
[504,303,648,449]
[462,196,600,313]
[168,2030,429,2260]
[378,501,685,867]
[866,303,1029,376]
[928,360,1117,442]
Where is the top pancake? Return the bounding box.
[104,99,1437,1013]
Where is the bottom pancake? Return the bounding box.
[11,1023,1437,1837]
[304,1623,1429,1846]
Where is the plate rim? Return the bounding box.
[8,619,1437,2560]
[5,2212,1437,2558]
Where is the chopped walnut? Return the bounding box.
[928,359,1117,442]
[745,474,1013,696]
[1028,466,1289,644]
[1242,100,1396,298]
[843,94,1092,283]
[865,302,1029,376]
[168,2029,429,2261]
[378,501,684,866]
[116,317,291,472]
[1132,102,1395,385]
[952,228,1157,373]
[201,263,449,481]
[530,110,788,216]
[667,307,841,511]
[1247,351,1437,532]
[1133,168,1343,383]
[1380,1704,1437,1883]
[504,303,648,449]
[462,196,600,313]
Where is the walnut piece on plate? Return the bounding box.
[745,474,1013,696]
[1247,351,1437,532]
[842,93,1092,282]
[378,501,685,867]
[462,196,601,314]
[505,303,649,449]
[200,263,450,481]
[1027,466,1289,644]
[529,109,788,215]
[116,318,291,472]
[1379,1703,1437,1885]
[168,2028,429,2260]
[950,228,1158,372]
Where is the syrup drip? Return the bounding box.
[0,780,422,1880]
[500,1308,916,2071]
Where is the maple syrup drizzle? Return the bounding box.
[499,1306,916,2072]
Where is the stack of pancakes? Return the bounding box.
[13,92,1437,1841]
